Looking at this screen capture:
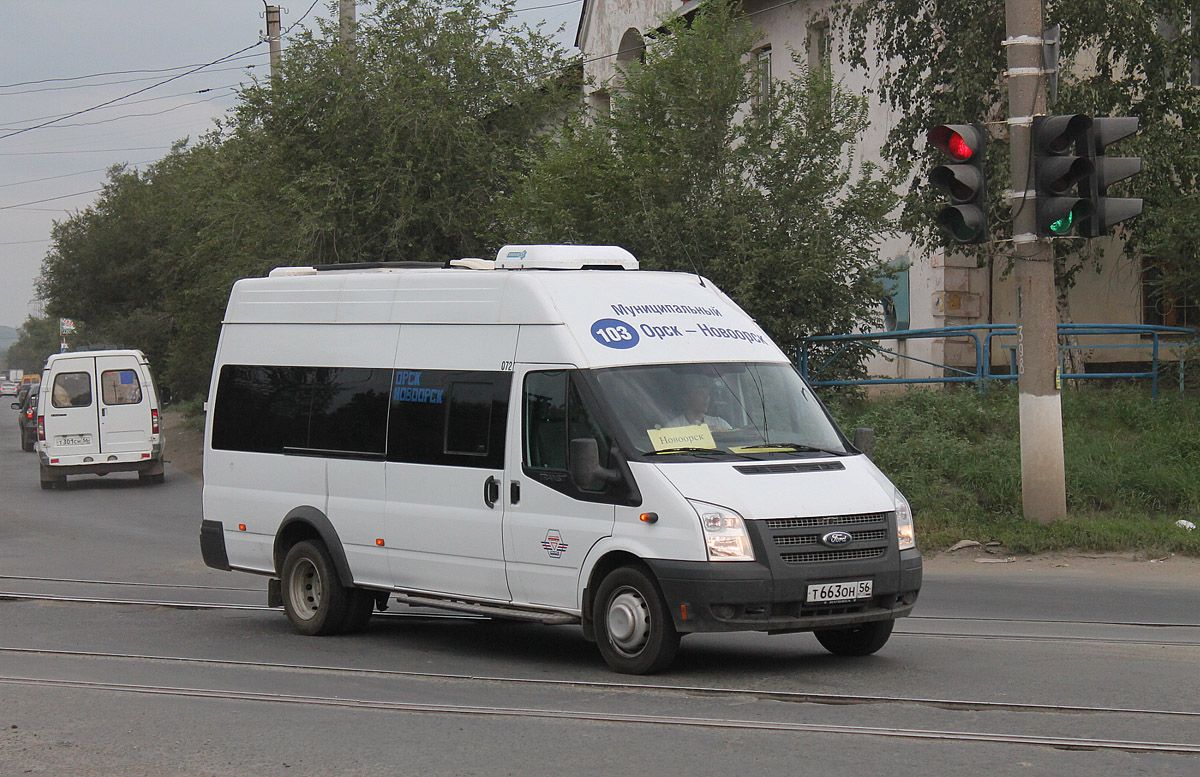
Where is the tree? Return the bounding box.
[5,316,60,373]
[35,0,578,399]
[840,0,1200,325]
[504,1,899,372]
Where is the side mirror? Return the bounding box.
[569,438,621,492]
[10,403,19,410]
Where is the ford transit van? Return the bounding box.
[200,245,921,673]
[37,349,165,488]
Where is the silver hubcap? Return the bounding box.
[606,587,650,656]
[289,557,322,621]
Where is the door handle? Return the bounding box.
[510,481,521,505]
[483,476,500,509]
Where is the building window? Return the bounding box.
[1143,265,1199,328]
[616,28,646,65]
[807,19,831,75]
[756,45,773,106]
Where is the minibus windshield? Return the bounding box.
[591,362,849,460]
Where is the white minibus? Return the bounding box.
[201,245,921,673]
[38,349,165,488]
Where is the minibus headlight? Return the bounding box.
[689,500,755,562]
[895,490,916,551]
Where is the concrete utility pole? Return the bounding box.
[339,0,356,51]
[1005,0,1067,522]
[265,5,282,78]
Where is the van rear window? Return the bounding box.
[52,372,92,408]
[101,370,143,405]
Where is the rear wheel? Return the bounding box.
[593,566,680,674]
[814,619,894,656]
[281,540,351,636]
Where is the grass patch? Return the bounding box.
[169,395,207,432]
[827,384,1200,556]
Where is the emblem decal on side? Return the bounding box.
[821,531,853,547]
[542,530,569,558]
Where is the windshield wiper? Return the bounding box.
[643,447,725,456]
[735,442,847,456]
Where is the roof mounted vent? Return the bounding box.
[494,244,638,270]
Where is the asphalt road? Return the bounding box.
[1,404,1198,776]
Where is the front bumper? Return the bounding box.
[647,531,922,635]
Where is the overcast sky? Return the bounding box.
[0,1,582,330]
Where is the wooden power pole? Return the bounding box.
[1005,0,1068,522]
[340,0,356,51]
[265,5,281,79]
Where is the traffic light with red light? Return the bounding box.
[928,124,988,244]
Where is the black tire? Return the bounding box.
[593,566,680,674]
[281,540,352,636]
[21,432,34,452]
[338,587,376,634]
[139,471,165,485]
[814,619,894,656]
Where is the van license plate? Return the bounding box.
[56,434,92,447]
[807,580,872,603]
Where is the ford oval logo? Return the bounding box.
[821,531,853,547]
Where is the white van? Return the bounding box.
[200,245,921,673]
[37,349,165,489]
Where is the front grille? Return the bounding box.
[781,547,886,564]
[753,511,894,568]
[774,528,888,547]
[765,512,888,530]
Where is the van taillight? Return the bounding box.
[37,416,45,441]
[152,408,159,434]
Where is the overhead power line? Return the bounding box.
[0,146,171,157]
[3,86,241,129]
[0,52,268,92]
[0,41,264,142]
[0,189,102,210]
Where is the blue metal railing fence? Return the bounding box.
[799,324,1199,398]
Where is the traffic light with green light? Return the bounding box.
[928,124,988,244]
[1032,114,1094,237]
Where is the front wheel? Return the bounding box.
[593,566,680,674]
[814,619,894,656]
[281,540,352,636]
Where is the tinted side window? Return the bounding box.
[387,370,510,469]
[52,372,92,408]
[101,369,143,405]
[212,365,389,456]
[308,368,390,454]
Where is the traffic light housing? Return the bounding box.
[1079,117,1142,238]
[928,124,987,244]
[1032,114,1094,237]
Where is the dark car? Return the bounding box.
[12,390,37,452]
